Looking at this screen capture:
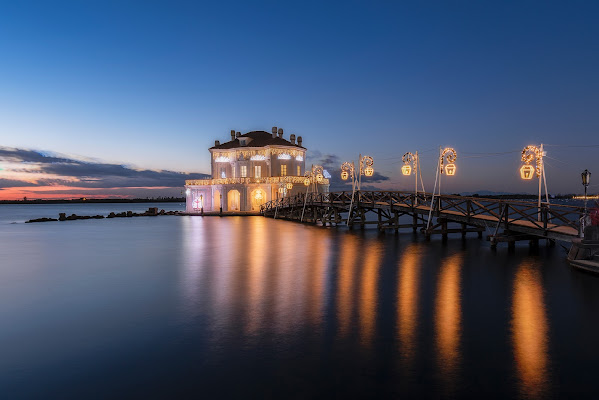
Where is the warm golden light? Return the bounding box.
[341,171,349,180]
[304,178,310,186]
[520,164,535,180]
[254,191,263,200]
[512,261,550,399]
[286,182,293,190]
[397,244,421,366]
[364,166,374,177]
[359,238,383,347]
[278,187,284,194]
[521,145,542,178]
[445,163,456,176]
[401,165,412,176]
[316,173,324,183]
[435,253,463,392]
[440,148,457,175]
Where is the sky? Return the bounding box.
[1,0,598,199]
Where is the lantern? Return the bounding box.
[304,178,310,186]
[278,187,284,194]
[520,165,535,180]
[316,173,324,183]
[341,171,349,180]
[582,169,591,187]
[364,166,374,177]
[401,165,411,176]
[255,191,263,200]
[445,163,456,176]
[286,182,293,190]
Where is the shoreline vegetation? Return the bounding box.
[0,197,185,204]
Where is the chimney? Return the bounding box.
[272,126,277,138]
[290,134,296,144]
[230,130,235,141]
[278,128,283,138]
[297,136,302,146]
[215,140,220,146]
[235,131,241,138]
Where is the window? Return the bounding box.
[241,165,247,178]
[297,165,301,176]
[281,164,287,176]
[221,170,226,179]
[255,165,261,178]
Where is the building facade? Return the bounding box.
[185,127,329,212]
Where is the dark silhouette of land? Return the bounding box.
[1,197,185,204]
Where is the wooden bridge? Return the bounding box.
[260,191,584,247]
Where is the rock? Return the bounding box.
[25,217,58,223]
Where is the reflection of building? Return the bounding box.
[185,127,329,212]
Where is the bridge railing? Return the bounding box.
[432,194,583,234]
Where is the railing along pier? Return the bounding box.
[260,191,584,246]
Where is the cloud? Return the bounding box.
[0,146,209,190]
[307,152,390,190]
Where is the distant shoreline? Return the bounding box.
[0,198,185,205]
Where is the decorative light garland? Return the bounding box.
[521,145,542,179]
[440,148,457,175]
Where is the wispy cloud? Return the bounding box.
[0,146,209,199]
[308,152,390,190]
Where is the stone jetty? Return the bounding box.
[25,208,182,223]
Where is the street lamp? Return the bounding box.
[521,144,549,221]
[582,169,591,215]
[402,151,419,203]
[358,155,374,190]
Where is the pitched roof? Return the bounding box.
[210,131,305,150]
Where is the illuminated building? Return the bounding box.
[184,127,329,212]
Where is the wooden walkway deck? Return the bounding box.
[260,191,583,244]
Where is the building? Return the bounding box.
[184,127,329,212]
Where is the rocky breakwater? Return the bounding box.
[25,207,182,223]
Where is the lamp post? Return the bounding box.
[521,144,549,221]
[582,170,591,231]
[301,165,324,221]
[427,147,457,230]
[358,155,374,191]
[402,151,419,205]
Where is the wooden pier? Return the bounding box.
[260,191,583,247]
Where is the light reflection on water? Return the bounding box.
[397,243,422,368]
[512,260,550,399]
[2,210,599,398]
[435,253,463,391]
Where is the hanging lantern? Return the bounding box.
[304,178,310,186]
[255,190,263,200]
[316,173,324,183]
[445,163,456,176]
[520,164,535,180]
[341,171,349,180]
[401,165,412,176]
[364,166,374,177]
[286,182,293,190]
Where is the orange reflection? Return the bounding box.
[337,234,359,336]
[397,243,422,364]
[305,229,330,326]
[245,217,268,335]
[435,253,463,385]
[359,238,383,346]
[511,261,550,399]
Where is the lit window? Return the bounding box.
[255,165,261,178]
[241,165,247,178]
[221,171,226,178]
[297,165,301,176]
[281,165,287,176]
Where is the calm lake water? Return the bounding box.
[1,203,599,399]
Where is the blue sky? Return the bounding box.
[1,1,598,198]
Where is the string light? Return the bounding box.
[521,145,542,179]
[402,152,417,176]
[440,148,457,175]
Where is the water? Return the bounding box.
[1,204,599,399]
